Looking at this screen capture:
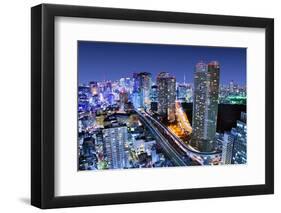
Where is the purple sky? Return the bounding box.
[78,41,246,85]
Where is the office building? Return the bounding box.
[231,113,247,164]
[177,83,188,102]
[157,72,176,122]
[132,72,152,109]
[191,61,220,152]
[102,123,128,169]
[221,133,234,164]
[119,90,129,111]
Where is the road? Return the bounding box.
[141,111,221,165]
[136,110,188,167]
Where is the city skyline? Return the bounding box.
[78,41,246,85]
[77,42,247,171]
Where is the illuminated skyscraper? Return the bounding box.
[102,123,128,169]
[78,85,90,111]
[231,113,247,164]
[139,72,152,109]
[104,81,112,95]
[157,72,176,122]
[191,61,220,152]
[177,84,188,102]
[132,72,152,109]
[150,85,158,112]
[119,78,126,88]
[124,77,132,92]
[221,133,234,164]
[150,85,158,102]
[229,80,234,93]
[119,90,129,111]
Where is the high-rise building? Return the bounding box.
[150,85,158,102]
[150,85,158,112]
[177,83,188,102]
[157,72,176,122]
[125,77,132,92]
[231,113,247,164]
[119,90,129,111]
[233,83,239,94]
[191,61,220,152]
[78,85,90,111]
[119,78,125,88]
[102,123,128,169]
[229,80,234,93]
[93,130,103,146]
[103,81,112,97]
[132,72,152,109]
[186,84,193,103]
[139,72,152,109]
[132,91,141,109]
[133,73,140,92]
[221,133,234,164]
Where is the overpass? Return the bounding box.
[135,110,188,167]
[140,110,221,165]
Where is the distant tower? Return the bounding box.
[191,61,220,152]
[157,72,176,122]
[229,80,234,93]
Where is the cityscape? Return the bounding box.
[78,41,247,171]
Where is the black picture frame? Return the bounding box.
[31,3,274,209]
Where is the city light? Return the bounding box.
[78,42,247,171]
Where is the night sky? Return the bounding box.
[78,41,246,85]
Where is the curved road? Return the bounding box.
[139,110,221,165]
[136,110,188,166]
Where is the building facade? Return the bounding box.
[157,72,176,122]
[221,133,234,164]
[191,61,220,152]
[231,116,247,164]
[102,123,128,169]
[132,72,152,109]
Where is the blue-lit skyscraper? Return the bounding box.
[191,61,220,152]
[78,85,90,112]
[150,85,158,102]
[177,83,188,102]
[102,123,128,169]
[139,72,152,109]
[231,113,247,164]
[132,72,152,109]
[221,133,234,164]
[150,85,158,112]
